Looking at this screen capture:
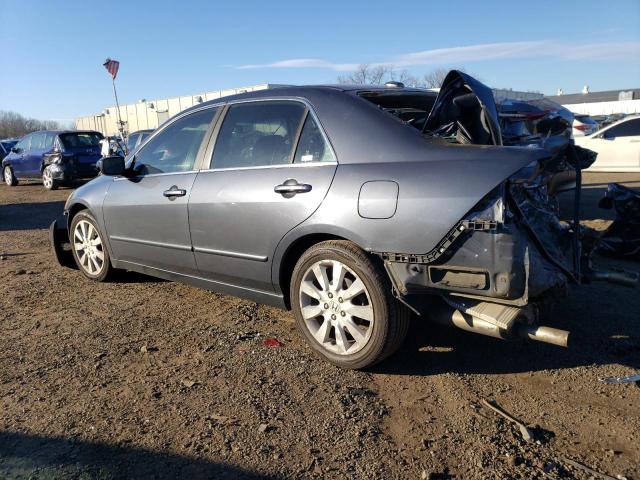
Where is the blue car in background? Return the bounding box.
[2,130,104,190]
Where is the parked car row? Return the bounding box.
[1,129,154,189]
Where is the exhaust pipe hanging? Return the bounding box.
[431,301,569,348]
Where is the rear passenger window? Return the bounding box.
[294,115,335,163]
[44,133,56,150]
[211,101,306,169]
[31,133,45,150]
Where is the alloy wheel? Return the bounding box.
[299,259,374,355]
[73,220,105,275]
[4,166,12,186]
[42,166,53,189]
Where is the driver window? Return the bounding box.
[133,107,216,175]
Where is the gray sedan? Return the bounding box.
[51,71,636,369]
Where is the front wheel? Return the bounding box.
[3,165,18,186]
[290,240,410,369]
[42,166,59,190]
[70,211,112,281]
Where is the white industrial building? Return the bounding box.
[546,88,640,116]
[75,84,285,136]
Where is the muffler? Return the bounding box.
[431,300,569,347]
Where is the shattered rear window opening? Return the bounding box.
[358,90,437,132]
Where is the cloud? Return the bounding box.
[236,40,640,70]
[238,58,358,71]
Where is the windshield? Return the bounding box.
[358,91,437,131]
[59,132,103,149]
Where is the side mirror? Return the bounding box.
[99,155,125,176]
[11,147,20,153]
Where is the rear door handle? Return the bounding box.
[274,179,312,197]
[163,185,187,199]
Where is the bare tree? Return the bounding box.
[337,64,394,85]
[0,111,68,139]
[420,68,454,89]
[337,65,468,88]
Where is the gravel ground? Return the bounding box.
[1,175,639,479]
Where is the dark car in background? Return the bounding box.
[3,130,104,190]
[126,129,154,153]
[0,139,18,161]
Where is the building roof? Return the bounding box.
[546,88,640,104]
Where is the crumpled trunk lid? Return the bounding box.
[423,70,502,146]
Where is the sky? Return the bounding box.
[1,0,639,122]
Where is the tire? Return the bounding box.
[290,240,410,369]
[42,165,59,190]
[3,165,18,186]
[70,211,112,281]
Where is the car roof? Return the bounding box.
[184,84,436,112]
[603,114,639,127]
[22,130,101,136]
[591,114,640,135]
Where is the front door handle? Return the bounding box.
[163,185,187,199]
[274,179,312,198]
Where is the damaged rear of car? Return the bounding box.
[360,71,638,349]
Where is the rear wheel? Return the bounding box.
[3,165,17,186]
[70,211,112,281]
[42,166,59,190]
[290,240,410,369]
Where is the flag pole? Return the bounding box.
[104,58,127,154]
[110,76,127,153]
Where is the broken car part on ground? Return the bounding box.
[51,70,638,369]
[597,182,640,259]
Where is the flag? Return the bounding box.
[103,58,120,80]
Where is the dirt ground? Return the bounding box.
[1,173,639,479]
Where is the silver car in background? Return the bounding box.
[50,71,637,369]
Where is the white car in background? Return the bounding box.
[572,114,598,136]
[575,115,640,172]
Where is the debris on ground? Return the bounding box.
[481,399,535,442]
[1,182,640,478]
[601,372,640,385]
[263,338,284,347]
[237,331,259,341]
[598,183,640,260]
[561,456,619,480]
[140,345,158,353]
[181,379,198,388]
